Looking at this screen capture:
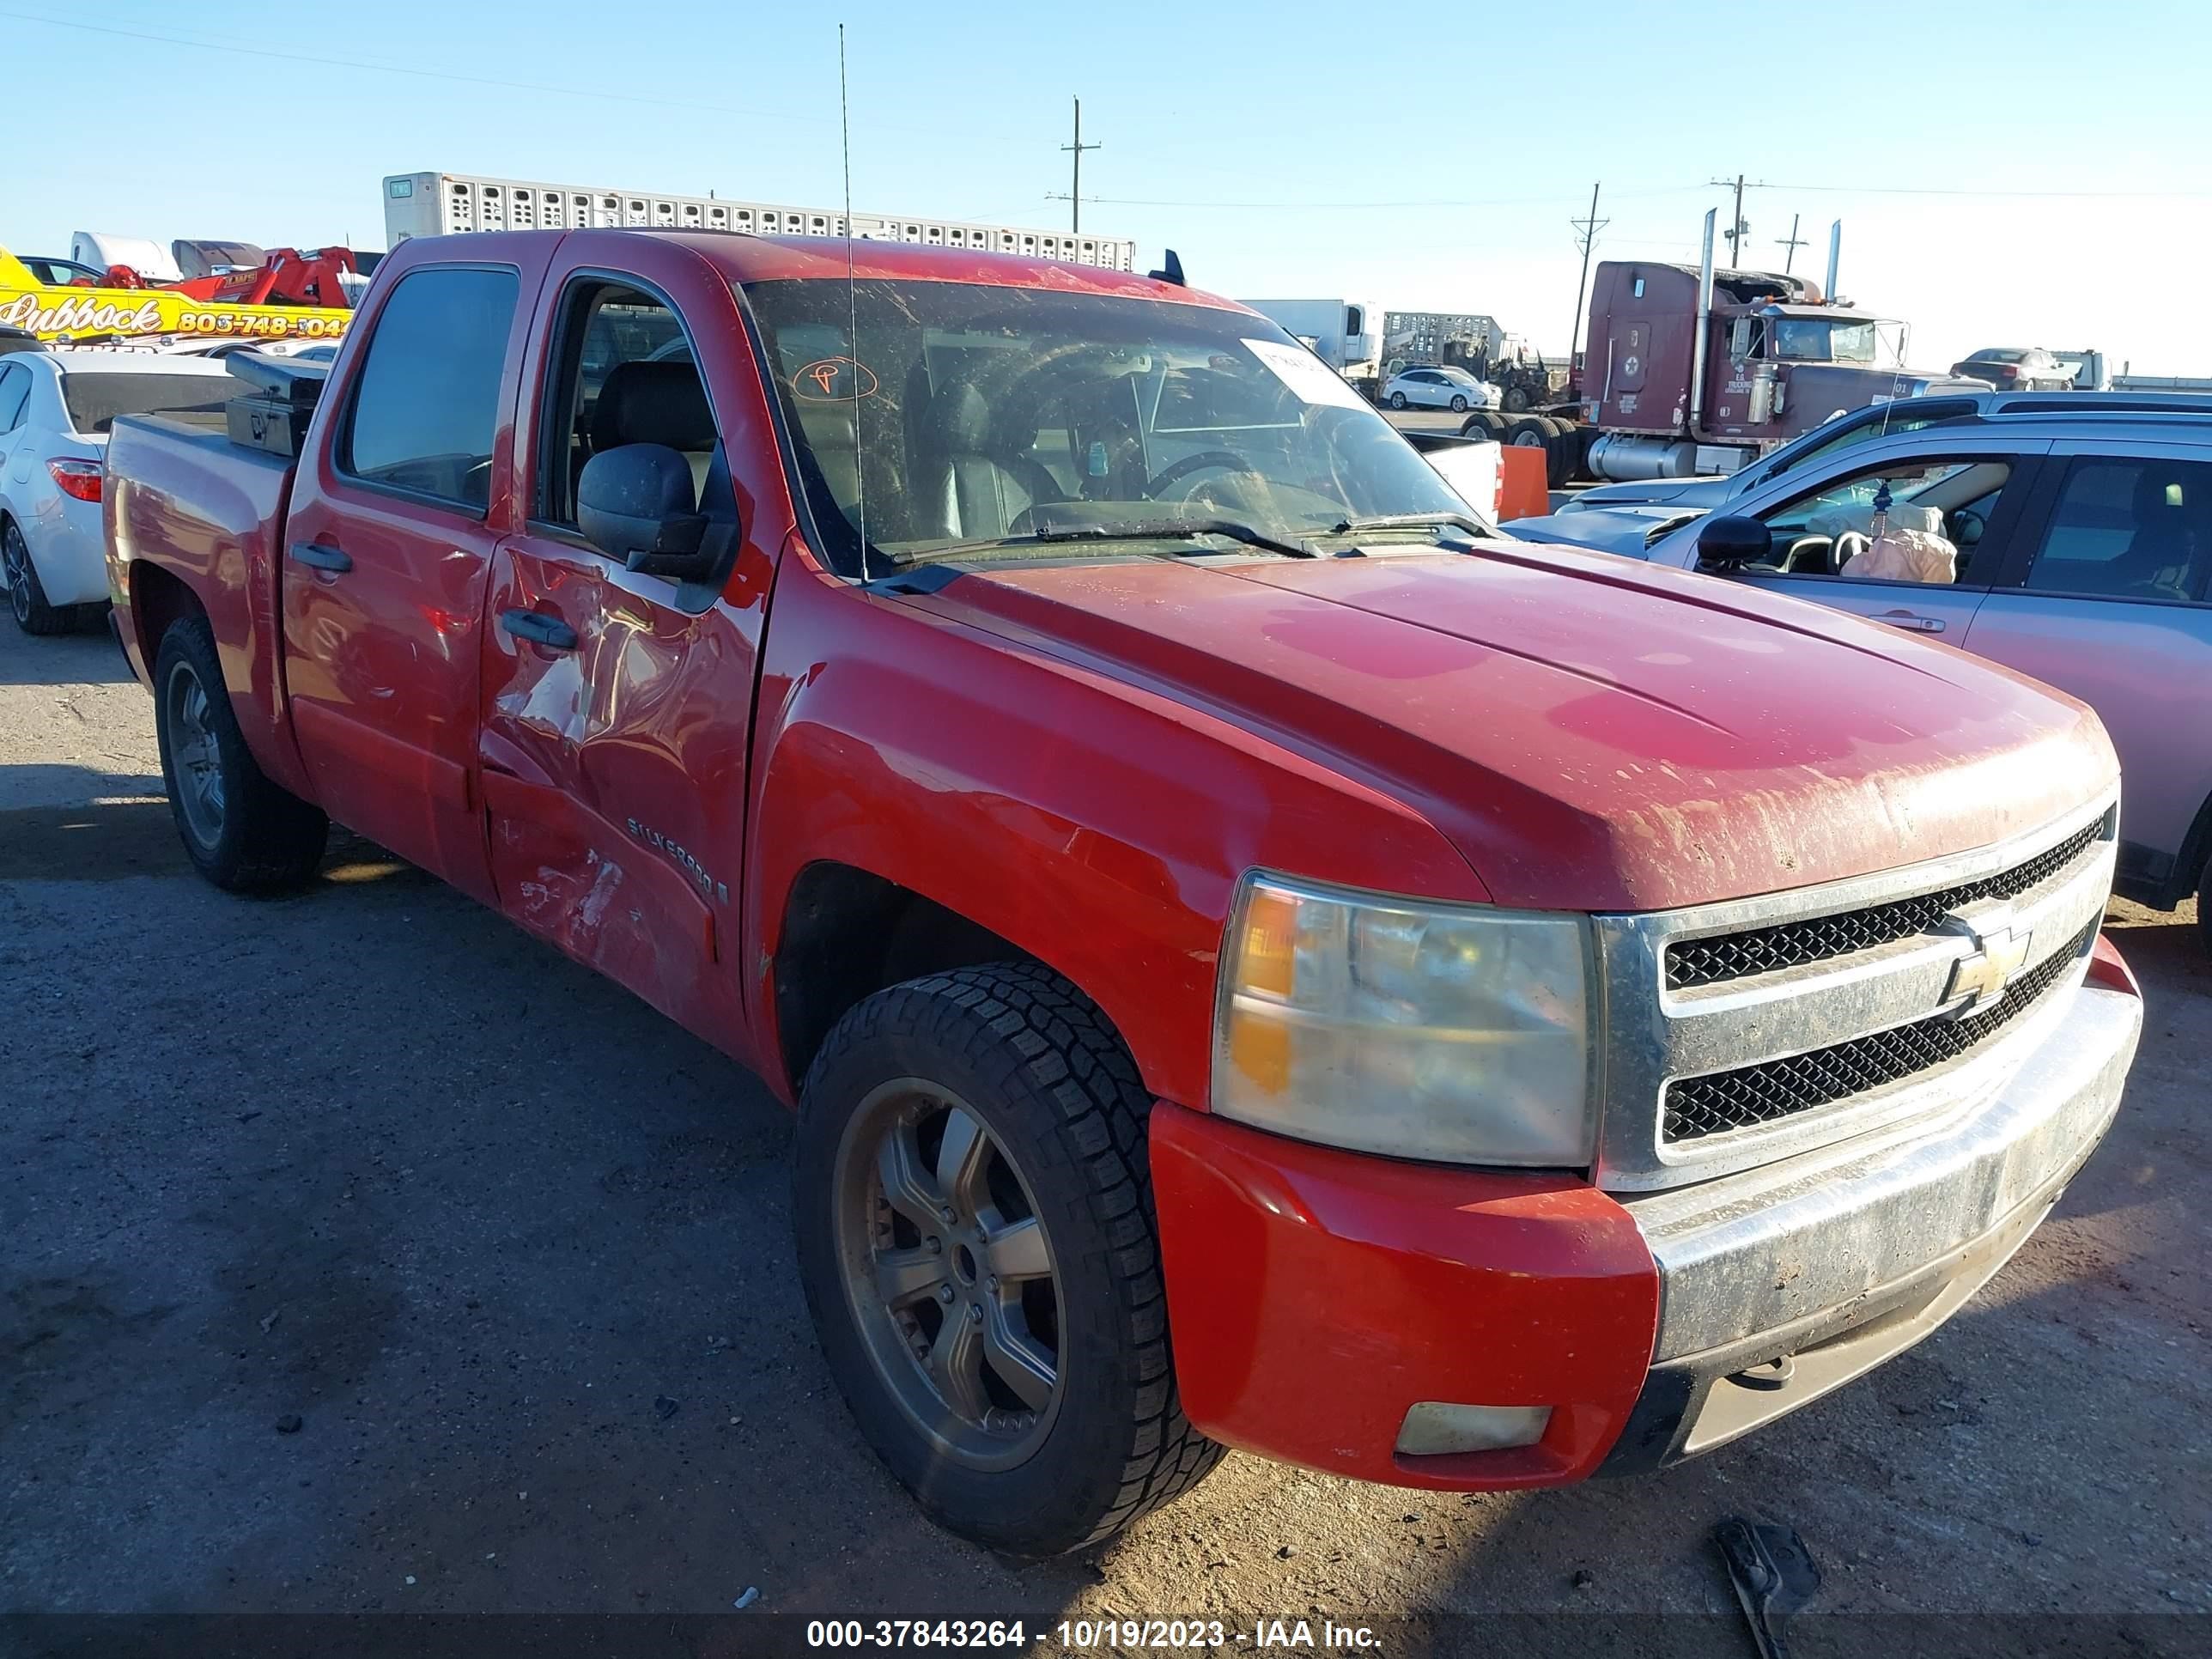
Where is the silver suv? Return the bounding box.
[1644,412,2212,948]
[1514,392,2212,557]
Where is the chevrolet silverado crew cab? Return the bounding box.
[105,228,2142,1556]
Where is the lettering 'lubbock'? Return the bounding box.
[0,292,164,335]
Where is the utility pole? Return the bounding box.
[1060,98,1101,234]
[1707,173,1752,266]
[1567,181,1607,370]
[1776,212,1807,274]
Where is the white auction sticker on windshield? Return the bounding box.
[1243,337,1370,411]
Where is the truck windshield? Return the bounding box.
[1771,319,1881,364]
[743,277,1468,575]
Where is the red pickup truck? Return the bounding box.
[105,228,2142,1556]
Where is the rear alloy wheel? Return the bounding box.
[1389,391,1408,410]
[795,963,1224,1555]
[153,616,329,891]
[3,520,68,636]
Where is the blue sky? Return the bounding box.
[6,0,2208,372]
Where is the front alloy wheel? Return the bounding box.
[834,1079,1064,1469]
[794,964,1224,1555]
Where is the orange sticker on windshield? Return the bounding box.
[793,356,878,402]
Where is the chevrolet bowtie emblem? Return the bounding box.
[1945,916,2034,1015]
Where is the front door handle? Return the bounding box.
[501,609,578,652]
[289,542,351,573]
[1875,610,1946,634]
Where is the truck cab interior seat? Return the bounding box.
[921,383,1066,540]
[590,360,716,501]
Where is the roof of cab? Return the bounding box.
[393,227,1251,313]
[678,230,1250,311]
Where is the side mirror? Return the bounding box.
[577,443,713,580]
[1696,514,1773,571]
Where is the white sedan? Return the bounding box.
[0,350,234,635]
[1382,366,1500,413]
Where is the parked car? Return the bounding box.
[1644,413,2212,945]
[1382,364,1499,412]
[1508,389,2212,556]
[0,349,234,634]
[106,228,2139,1554]
[14,254,109,286]
[1950,346,2075,390]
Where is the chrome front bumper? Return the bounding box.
[1599,981,2142,1474]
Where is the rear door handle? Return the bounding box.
[500,609,578,652]
[1875,610,1945,634]
[289,542,351,573]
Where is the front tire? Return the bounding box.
[3,519,68,636]
[794,963,1224,1555]
[1449,395,1468,413]
[153,617,329,892]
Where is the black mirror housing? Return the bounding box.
[577,443,714,580]
[1696,514,1773,570]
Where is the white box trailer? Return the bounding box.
[1238,299,1382,380]
[381,172,1137,270]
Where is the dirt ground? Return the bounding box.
[2,620,2206,1641]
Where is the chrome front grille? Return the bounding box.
[1664,820,2106,991]
[1590,795,2118,1191]
[1663,921,2099,1142]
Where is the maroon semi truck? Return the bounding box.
[1521,215,1984,484]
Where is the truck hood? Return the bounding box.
[908,542,2116,913]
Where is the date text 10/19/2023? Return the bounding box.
[805,1620,1384,1650]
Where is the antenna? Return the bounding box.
[839,22,871,582]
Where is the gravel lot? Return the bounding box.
[2,618,2206,1639]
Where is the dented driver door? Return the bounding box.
[476,246,784,1049]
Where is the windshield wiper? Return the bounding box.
[1030,515,1316,559]
[1331,511,1496,539]
[884,516,1316,568]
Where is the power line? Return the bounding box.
[1735,177,2212,200]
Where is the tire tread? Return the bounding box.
[802,962,1225,1552]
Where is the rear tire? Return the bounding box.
[3,519,69,636]
[1389,392,1407,410]
[153,616,328,892]
[793,963,1224,1556]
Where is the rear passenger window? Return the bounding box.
[341,265,519,510]
[2027,459,2212,603]
[0,365,29,432]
